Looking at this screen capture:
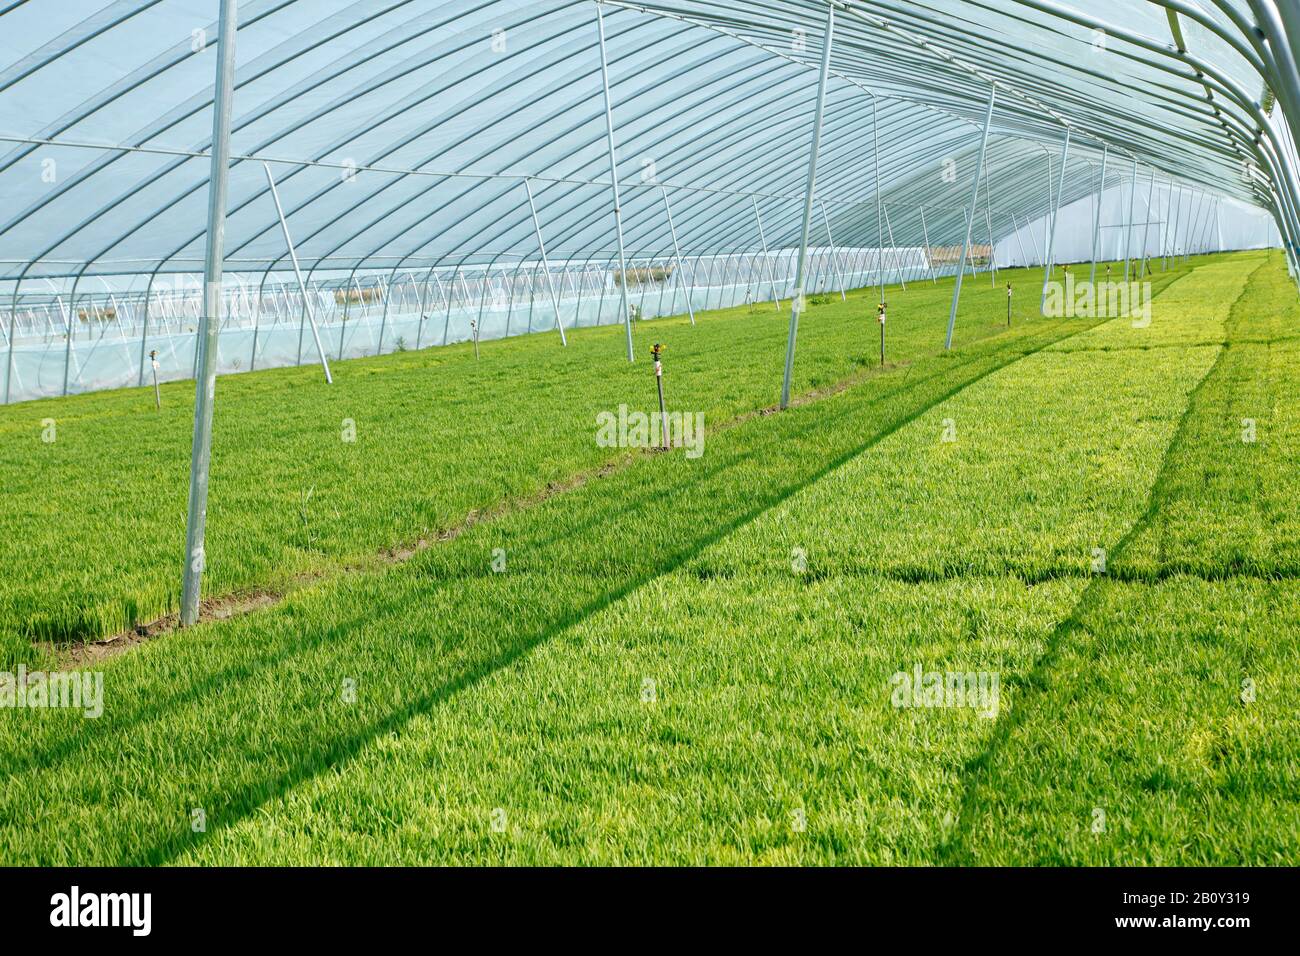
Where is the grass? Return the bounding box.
[0,258,1169,666]
[948,252,1300,864]
[3,251,1286,865]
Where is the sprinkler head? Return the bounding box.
[651,342,664,360]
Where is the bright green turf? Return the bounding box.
[948,252,1300,864]
[0,259,1134,666]
[4,251,1288,866]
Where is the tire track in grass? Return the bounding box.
[941,255,1268,864]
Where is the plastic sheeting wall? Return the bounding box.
[995,184,1277,268]
[3,247,932,403]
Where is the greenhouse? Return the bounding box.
[2,0,1289,407]
[0,0,1297,884]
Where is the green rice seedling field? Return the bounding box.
[0,259,1150,665]
[1,251,1294,865]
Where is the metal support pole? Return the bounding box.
[918,205,938,283]
[883,204,906,289]
[703,256,721,311]
[63,272,84,396]
[1139,165,1156,279]
[945,85,995,350]
[1199,193,1216,258]
[595,2,634,362]
[474,262,496,352]
[750,195,781,310]
[150,350,161,410]
[1182,192,1199,262]
[263,163,332,384]
[338,269,359,361]
[414,266,435,350]
[983,210,996,284]
[962,213,976,276]
[250,268,271,370]
[656,251,670,317]
[871,96,884,306]
[375,265,400,354]
[664,187,698,321]
[136,272,158,387]
[982,158,997,286]
[1193,198,1208,256]
[1196,197,1215,255]
[3,271,25,404]
[1010,212,1030,269]
[1184,191,1205,262]
[1090,145,1108,286]
[1124,157,1138,282]
[1170,182,1180,269]
[1168,183,1184,269]
[293,266,313,368]
[524,265,539,333]
[523,177,568,346]
[1040,127,1070,315]
[818,201,847,301]
[780,0,834,410]
[1040,157,1052,266]
[181,0,238,628]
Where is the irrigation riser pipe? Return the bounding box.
[877,303,886,366]
[652,342,667,450]
[150,349,161,410]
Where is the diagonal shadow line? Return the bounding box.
[11,277,1014,650]
[135,315,1106,866]
[23,261,1216,867]
[938,258,1266,865]
[12,257,1209,818]
[4,313,1080,788]
[21,254,1216,859]
[0,325,1029,790]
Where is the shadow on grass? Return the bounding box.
[940,255,1273,864]
[3,269,1215,864]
